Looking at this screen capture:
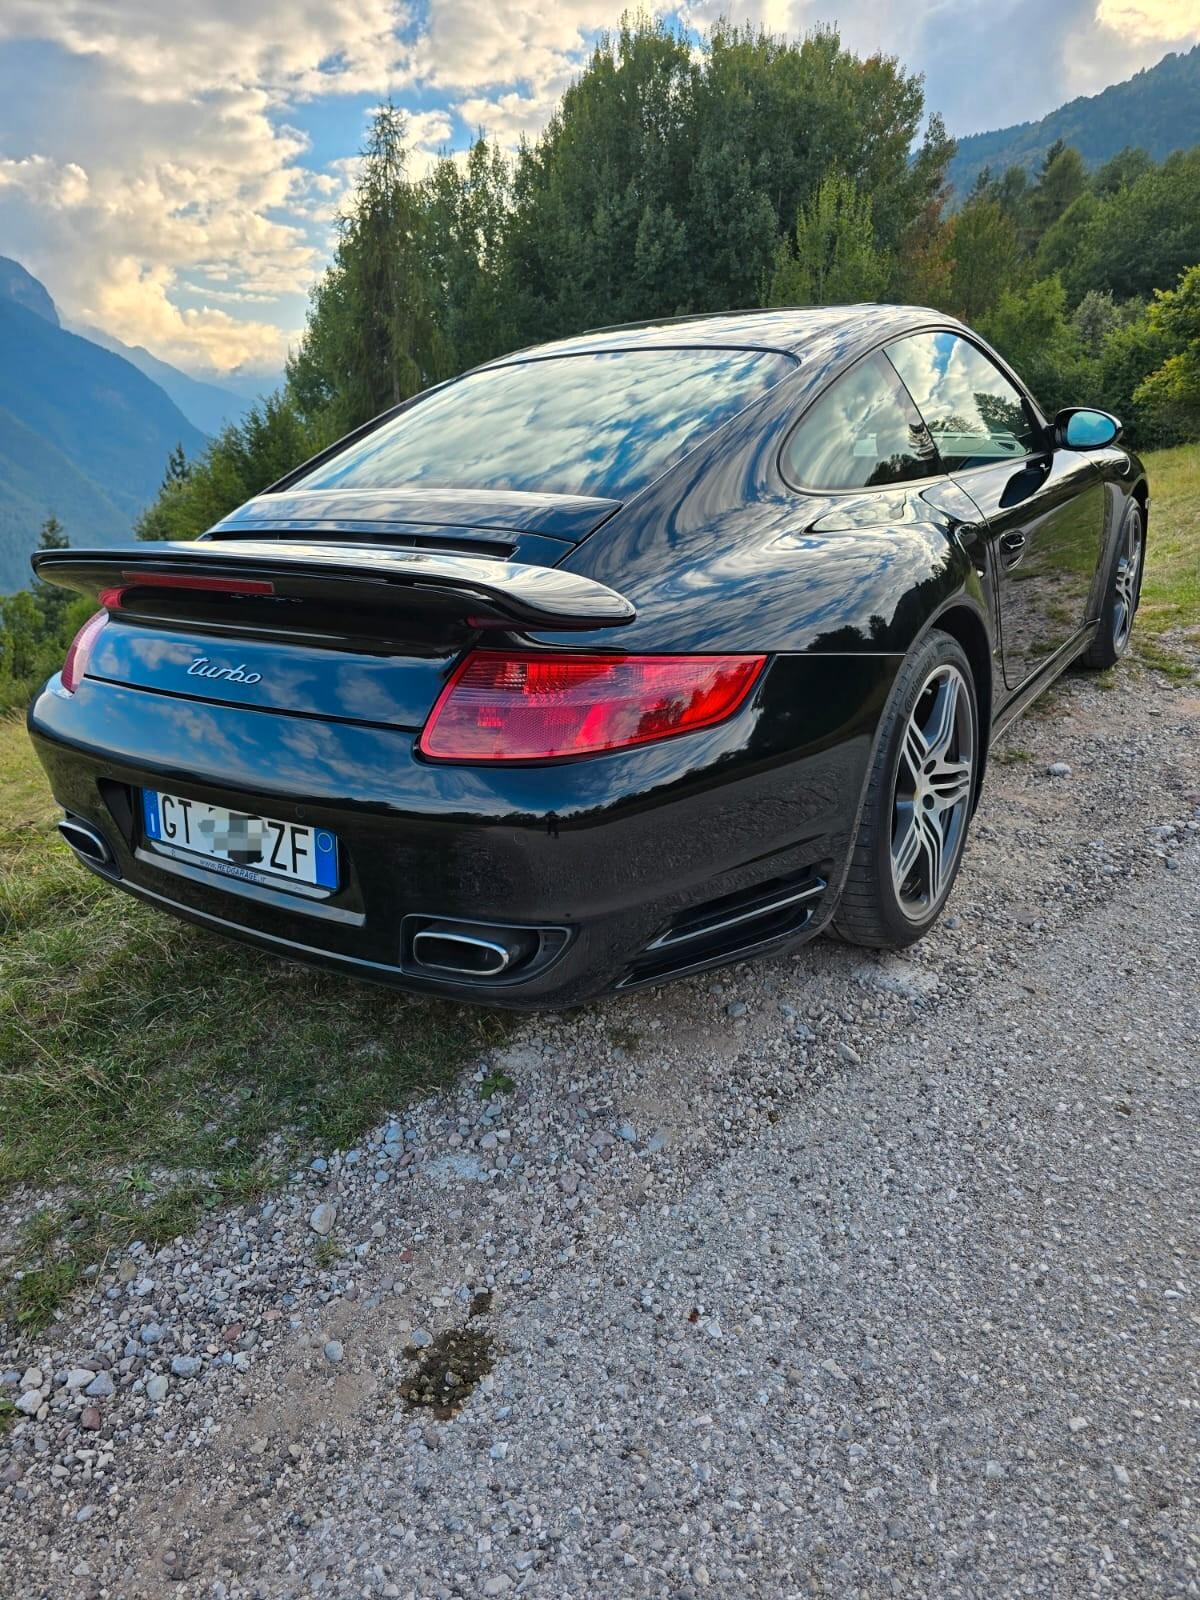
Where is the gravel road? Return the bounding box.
[2,653,1198,1600]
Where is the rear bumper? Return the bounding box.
[27,655,899,1007]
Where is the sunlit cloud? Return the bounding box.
[0,0,1195,374]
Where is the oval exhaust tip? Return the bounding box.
[411,928,514,978]
[58,818,113,866]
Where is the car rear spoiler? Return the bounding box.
[31,540,636,631]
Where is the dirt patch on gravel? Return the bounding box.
[400,1327,496,1419]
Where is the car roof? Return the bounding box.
[490,305,957,362]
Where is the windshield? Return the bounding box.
[297,347,795,501]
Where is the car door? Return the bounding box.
[887,330,1106,692]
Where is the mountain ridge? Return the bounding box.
[0,275,206,591]
[947,45,1200,195]
[73,323,243,436]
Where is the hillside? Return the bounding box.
[0,270,205,592]
[77,324,243,435]
[947,45,1200,195]
[0,409,129,590]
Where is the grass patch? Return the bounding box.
[478,1069,515,1099]
[0,714,506,1335]
[312,1237,344,1270]
[1134,635,1197,682]
[1138,444,1200,639]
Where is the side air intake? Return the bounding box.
[620,869,828,988]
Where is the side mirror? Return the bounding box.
[1055,407,1122,450]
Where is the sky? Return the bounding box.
[0,0,1196,385]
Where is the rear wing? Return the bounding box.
[32,540,635,631]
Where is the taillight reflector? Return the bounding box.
[61,609,108,694]
[419,651,766,763]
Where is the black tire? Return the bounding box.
[1081,501,1144,670]
[834,629,979,950]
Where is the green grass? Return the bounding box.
[478,1069,516,1098]
[0,718,505,1334]
[1138,443,1200,640]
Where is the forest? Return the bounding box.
[3,18,1198,706]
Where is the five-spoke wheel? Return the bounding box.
[834,630,979,949]
[1083,502,1144,670]
[1111,510,1143,654]
[890,663,976,922]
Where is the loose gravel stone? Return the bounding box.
[309,1201,337,1236]
[323,1340,344,1365]
[0,661,1196,1600]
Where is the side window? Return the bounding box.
[782,351,940,491]
[887,332,1041,472]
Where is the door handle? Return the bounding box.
[999,531,1027,567]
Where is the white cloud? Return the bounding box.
[455,86,570,149]
[90,258,296,370]
[0,1,410,102]
[0,4,413,371]
[0,0,1196,373]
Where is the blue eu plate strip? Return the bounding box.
[313,829,338,888]
[142,789,162,840]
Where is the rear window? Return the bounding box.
[296,348,795,501]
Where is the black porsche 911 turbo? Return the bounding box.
[29,306,1147,1007]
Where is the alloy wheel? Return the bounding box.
[1113,513,1143,653]
[890,662,975,922]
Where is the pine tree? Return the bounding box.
[1026,141,1087,251]
[32,516,70,627]
[288,105,443,434]
[163,443,191,486]
[37,515,68,551]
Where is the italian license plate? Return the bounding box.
[141,790,338,891]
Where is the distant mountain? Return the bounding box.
[0,262,205,592]
[77,324,243,436]
[0,257,59,328]
[215,366,286,406]
[947,45,1200,196]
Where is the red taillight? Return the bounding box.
[419,651,766,763]
[61,609,108,694]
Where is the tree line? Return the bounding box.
[4,17,1198,705]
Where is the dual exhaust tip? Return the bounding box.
[56,817,564,987]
